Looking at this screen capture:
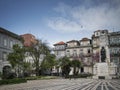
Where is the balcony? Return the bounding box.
[92,44,99,48]
[84,53,92,57]
[110,53,120,57]
[53,48,65,51]
[109,43,120,47]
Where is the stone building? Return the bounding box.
[53,38,93,74]
[79,38,92,73]
[92,30,117,79]
[109,31,120,76]
[53,29,119,78]
[0,27,22,73]
[53,41,66,59]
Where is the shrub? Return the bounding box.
[2,72,17,79]
[24,72,30,77]
[0,78,27,85]
[66,73,93,78]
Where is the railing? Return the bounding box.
[109,43,120,46]
[53,48,65,50]
[110,53,120,57]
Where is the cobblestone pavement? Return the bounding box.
[0,79,120,90]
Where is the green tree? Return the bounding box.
[40,54,56,75]
[7,44,26,77]
[28,39,50,76]
[71,60,81,76]
[59,56,71,77]
[23,62,31,77]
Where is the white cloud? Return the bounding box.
[48,17,82,33]
[47,1,120,33]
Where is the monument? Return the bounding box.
[93,34,117,79]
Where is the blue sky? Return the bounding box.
[0,0,120,47]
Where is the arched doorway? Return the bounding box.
[2,65,11,79]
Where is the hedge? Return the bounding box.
[0,78,27,85]
[66,73,93,78]
[25,76,58,80]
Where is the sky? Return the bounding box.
[0,0,120,47]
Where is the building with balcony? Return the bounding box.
[79,38,92,73]
[53,41,66,59]
[0,27,22,73]
[66,40,80,59]
[53,29,120,78]
[109,31,120,76]
[53,38,93,74]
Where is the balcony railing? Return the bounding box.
[109,43,120,46]
[110,53,120,57]
[53,48,65,51]
[67,53,92,58]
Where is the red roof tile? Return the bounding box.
[80,38,90,41]
[54,41,65,46]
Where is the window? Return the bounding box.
[114,48,118,54]
[88,49,90,53]
[80,49,83,51]
[2,52,7,61]
[10,40,13,48]
[66,50,70,57]
[80,49,83,54]
[119,37,120,43]
[87,41,90,45]
[113,58,119,65]
[73,50,77,56]
[74,43,77,46]
[3,39,7,46]
[81,42,83,45]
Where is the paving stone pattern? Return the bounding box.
[0,79,120,90]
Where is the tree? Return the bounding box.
[28,39,50,76]
[71,60,81,76]
[40,54,56,75]
[22,62,32,77]
[7,44,26,77]
[58,56,71,77]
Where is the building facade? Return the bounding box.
[109,31,120,76]
[53,30,120,78]
[0,27,22,73]
[53,41,66,59]
[53,38,93,74]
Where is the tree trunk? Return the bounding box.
[35,60,39,76]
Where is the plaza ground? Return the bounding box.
[0,78,120,90]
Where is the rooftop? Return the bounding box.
[54,41,66,46]
[0,27,22,41]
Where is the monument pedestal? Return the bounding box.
[93,62,117,79]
